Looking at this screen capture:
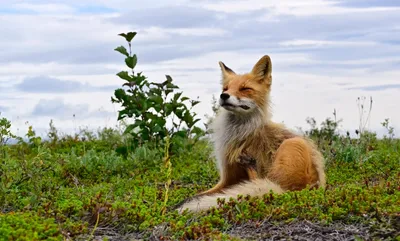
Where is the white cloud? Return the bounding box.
[200,0,334,14]
[1,0,400,138]
[12,3,74,13]
[200,0,400,17]
[0,62,116,77]
[157,51,313,72]
[279,39,378,47]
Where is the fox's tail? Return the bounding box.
[176,178,284,213]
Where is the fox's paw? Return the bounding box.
[238,152,257,170]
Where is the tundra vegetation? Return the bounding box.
[0,32,398,241]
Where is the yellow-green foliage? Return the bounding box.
[0,212,63,241]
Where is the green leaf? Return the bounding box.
[173,92,182,102]
[174,130,187,138]
[141,100,148,111]
[164,89,173,97]
[125,54,138,69]
[114,88,127,101]
[191,100,201,107]
[155,118,166,128]
[165,75,173,82]
[140,127,150,141]
[114,46,129,57]
[183,110,194,125]
[166,83,179,89]
[148,95,163,105]
[153,124,164,134]
[118,32,137,42]
[111,96,118,103]
[188,118,201,128]
[174,109,184,119]
[123,123,138,135]
[116,71,133,82]
[117,110,127,121]
[153,104,162,112]
[149,87,162,96]
[180,97,189,102]
[165,103,174,116]
[191,126,204,136]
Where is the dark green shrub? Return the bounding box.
[111,32,204,150]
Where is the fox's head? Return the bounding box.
[218,55,272,117]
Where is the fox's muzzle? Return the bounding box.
[220,93,230,100]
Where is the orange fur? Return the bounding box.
[177,55,326,213]
[246,168,258,180]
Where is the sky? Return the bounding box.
[0,0,399,138]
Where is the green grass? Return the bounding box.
[0,124,399,241]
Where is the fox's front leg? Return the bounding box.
[198,181,226,196]
[192,156,251,198]
[197,157,252,196]
[238,152,258,180]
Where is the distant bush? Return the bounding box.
[0,112,17,146]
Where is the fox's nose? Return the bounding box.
[220,93,230,100]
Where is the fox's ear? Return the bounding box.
[251,55,272,85]
[219,61,235,79]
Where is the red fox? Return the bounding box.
[176,55,326,213]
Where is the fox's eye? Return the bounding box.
[240,87,253,91]
[223,87,228,91]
